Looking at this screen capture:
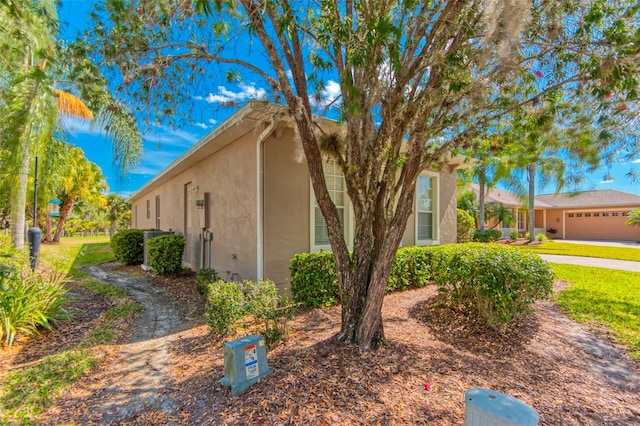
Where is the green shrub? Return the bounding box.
[535,233,548,242]
[205,280,245,336]
[204,279,296,343]
[472,229,503,242]
[509,230,520,240]
[456,209,476,243]
[148,234,184,275]
[111,229,145,265]
[290,251,339,307]
[291,247,436,307]
[431,243,554,327]
[387,246,436,292]
[196,268,219,296]
[241,280,297,345]
[0,268,71,347]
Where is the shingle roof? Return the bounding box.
[465,183,553,208]
[535,189,640,208]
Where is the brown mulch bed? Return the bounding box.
[3,265,639,425]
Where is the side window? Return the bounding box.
[146,200,151,219]
[416,175,434,242]
[312,161,347,250]
[155,196,161,229]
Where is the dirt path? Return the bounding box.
[58,264,190,424]
[39,264,640,425]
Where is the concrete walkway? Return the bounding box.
[539,254,640,272]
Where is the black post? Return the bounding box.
[28,156,41,270]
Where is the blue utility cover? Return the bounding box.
[220,334,271,396]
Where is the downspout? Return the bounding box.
[256,115,281,280]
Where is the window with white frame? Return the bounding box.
[416,175,435,243]
[517,210,525,230]
[312,161,346,249]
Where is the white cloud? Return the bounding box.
[322,80,341,102]
[632,158,640,164]
[194,122,208,129]
[144,125,199,147]
[208,118,218,125]
[201,83,267,104]
[599,179,615,184]
[310,80,342,107]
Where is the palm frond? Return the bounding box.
[54,89,93,120]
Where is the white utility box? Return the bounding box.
[465,388,539,426]
[220,335,271,396]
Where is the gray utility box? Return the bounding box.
[465,388,539,426]
[220,335,271,396]
[142,230,173,271]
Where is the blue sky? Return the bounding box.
[57,1,640,198]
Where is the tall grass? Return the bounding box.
[0,268,70,347]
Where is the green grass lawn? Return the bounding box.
[519,241,640,262]
[39,241,114,276]
[0,241,135,424]
[552,263,640,362]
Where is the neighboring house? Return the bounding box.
[536,190,640,241]
[465,183,551,237]
[463,183,640,241]
[128,100,470,290]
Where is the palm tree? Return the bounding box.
[626,209,640,227]
[106,194,131,236]
[0,0,142,249]
[52,147,108,243]
[485,203,515,230]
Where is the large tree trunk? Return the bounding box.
[53,197,75,243]
[528,163,536,242]
[335,153,421,349]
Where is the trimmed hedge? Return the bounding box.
[290,243,553,327]
[111,229,145,265]
[457,209,475,243]
[431,243,554,326]
[290,246,437,307]
[472,229,503,242]
[148,234,185,275]
[290,251,338,307]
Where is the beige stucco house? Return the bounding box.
[128,100,469,289]
[536,190,640,241]
[464,183,640,241]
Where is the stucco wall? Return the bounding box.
[263,128,310,289]
[130,129,259,280]
[438,171,457,244]
[546,209,564,238]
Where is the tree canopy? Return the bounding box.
[0,0,143,249]
[78,0,640,348]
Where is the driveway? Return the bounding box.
[538,239,640,272]
[539,254,640,272]
[552,239,640,249]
